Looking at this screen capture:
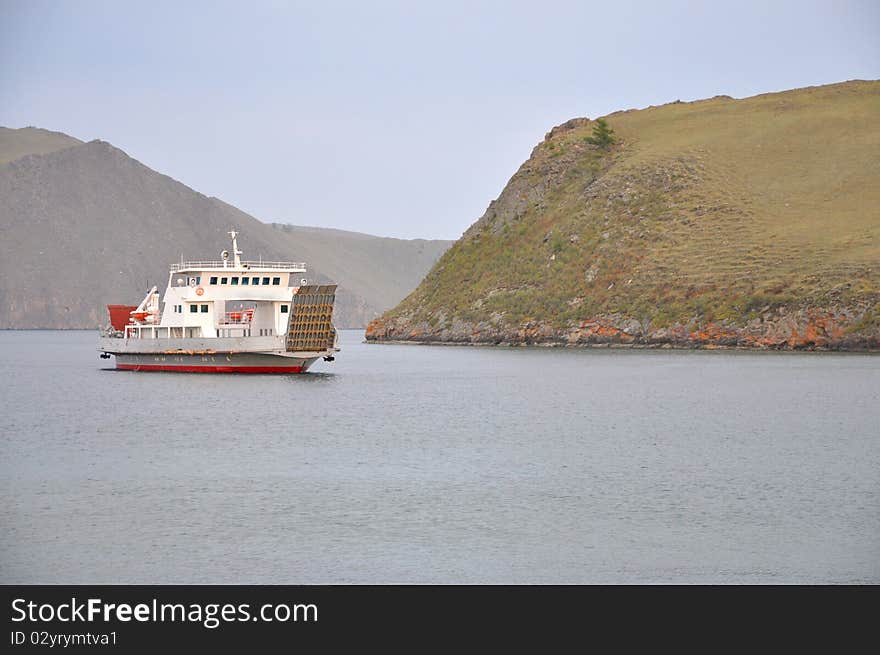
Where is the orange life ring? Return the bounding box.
[196,287,205,296]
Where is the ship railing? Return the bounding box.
[122,314,162,337]
[170,260,307,272]
[124,324,202,339]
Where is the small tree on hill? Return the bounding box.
[586,118,615,149]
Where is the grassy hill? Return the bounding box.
[367,80,880,349]
[0,128,451,329]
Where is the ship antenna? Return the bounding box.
[229,229,242,267]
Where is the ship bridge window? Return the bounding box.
[272,277,281,285]
[200,304,209,313]
[210,277,218,285]
[252,277,260,285]
[281,304,289,313]
[241,277,249,285]
[190,305,198,313]
[262,277,270,285]
[221,277,228,285]
[231,277,239,285]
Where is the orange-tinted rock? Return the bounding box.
[364,305,879,350]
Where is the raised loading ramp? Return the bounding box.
[286,284,337,352]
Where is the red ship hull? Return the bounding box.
[111,353,316,373]
[116,363,304,374]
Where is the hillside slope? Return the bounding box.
[268,223,452,313]
[0,127,82,165]
[0,134,450,328]
[367,80,880,349]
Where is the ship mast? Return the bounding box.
[229,230,242,267]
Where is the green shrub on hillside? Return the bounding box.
[585,118,615,149]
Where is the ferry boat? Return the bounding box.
[98,231,339,373]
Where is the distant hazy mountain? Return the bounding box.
[0,126,82,165]
[0,127,451,328]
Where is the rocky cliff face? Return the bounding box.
[366,307,879,350]
[367,81,880,350]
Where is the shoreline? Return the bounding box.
[365,338,880,353]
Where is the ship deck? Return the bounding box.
[98,334,333,358]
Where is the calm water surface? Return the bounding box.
[1,330,878,583]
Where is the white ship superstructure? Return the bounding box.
[99,231,338,373]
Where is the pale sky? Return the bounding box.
[1,0,878,239]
